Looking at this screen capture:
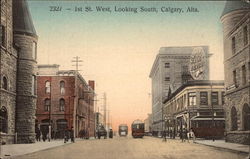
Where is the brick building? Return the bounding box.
[220,0,250,144]
[0,0,38,144]
[149,46,210,136]
[36,65,95,139]
[163,80,225,138]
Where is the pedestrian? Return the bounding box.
[179,130,183,142]
[64,128,69,143]
[35,127,41,142]
[162,130,167,142]
[190,128,196,142]
[182,128,188,142]
[70,127,75,143]
[170,129,172,139]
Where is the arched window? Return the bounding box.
[59,98,65,111]
[2,76,7,90]
[44,98,50,112]
[60,81,65,95]
[0,107,8,133]
[242,104,250,131]
[45,81,50,94]
[231,106,238,131]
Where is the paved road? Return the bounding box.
[13,136,247,159]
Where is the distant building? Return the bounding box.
[0,0,38,144]
[36,65,95,138]
[163,80,225,138]
[149,46,210,136]
[220,0,250,144]
[144,114,152,133]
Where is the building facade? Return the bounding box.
[144,114,152,134]
[0,0,38,144]
[221,0,250,144]
[36,65,95,139]
[149,46,210,136]
[163,80,225,138]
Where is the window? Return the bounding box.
[165,63,170,68]
[165,77,170,81]
[200,92,208,105]
[2,76,7,90]
[233,70,237,87]
[188,92,196,106]
[44,99,50,112]
[32,75,36,95]
[242,65,246,85]
[211,92,218,105]
[232,36,236,54]
[60,81,65,95]
[0,25,6,47]
[32,42,37,59]
[221,92,225,105]
[231,106,237,131]
[243,26,248,46]
[45,81,51,94]
[0,107,8,133]
[59,98,65,111]
[242,104,250,130]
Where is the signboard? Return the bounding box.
[189,47,207,80]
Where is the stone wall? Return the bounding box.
[0,0,17,144]
[14,34,37,143]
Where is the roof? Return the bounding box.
[13,0,37,37]
[132,119,144,124]
[221,0,250,17]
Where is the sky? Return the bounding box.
[28,0,226,131]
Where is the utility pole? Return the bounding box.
[103,93,107,131]
[72,56,82,138]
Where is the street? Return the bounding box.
[12,136,247,159]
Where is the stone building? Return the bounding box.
[0,0,38,144]
[149,46,210,136]
[36,65,95,139]
[220,0,250,144]
[163,80,225,139]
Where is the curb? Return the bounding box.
[194,141,249,155]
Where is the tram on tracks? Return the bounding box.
[131,119,145,138]
[118,124,128,137]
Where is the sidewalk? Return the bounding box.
[194,139,250,155]
[0,139,74,159]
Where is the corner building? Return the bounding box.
[163,80,225,139]
[0,0,38,144]
[149,46,210,136]
[220,0,250,145]
[36,65,95,139]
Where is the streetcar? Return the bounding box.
[131,119,145,138]
[118,124,128,137]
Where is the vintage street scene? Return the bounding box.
[0,0,250,159]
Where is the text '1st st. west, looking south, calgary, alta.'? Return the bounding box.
[49,6,199,14]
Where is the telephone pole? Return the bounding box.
[103,93,107,131]
[71,56,82,137]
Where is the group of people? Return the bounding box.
[35,126,50,142]
[162,128,196,142]
[64,127,75,143]
[35,126,75,143]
